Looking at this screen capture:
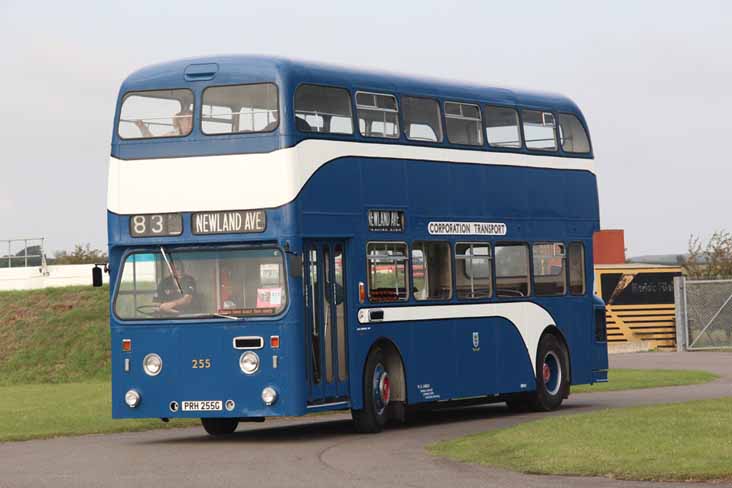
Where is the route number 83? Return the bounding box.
[129,213,183,237]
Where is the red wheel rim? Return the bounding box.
[381,375,391,403]
[543,363,551,383]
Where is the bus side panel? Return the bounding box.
[494,317,537,394]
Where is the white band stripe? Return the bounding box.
[108,139,595,215]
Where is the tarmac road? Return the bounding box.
[1,352,731,488]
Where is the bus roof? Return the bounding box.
[120,55,584,114]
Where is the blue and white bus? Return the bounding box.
[102,56,608,435]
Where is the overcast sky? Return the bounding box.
[0,0,730,256]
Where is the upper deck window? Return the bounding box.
[522,110,557,151]
[201,83,278,135]
[445,102,483,146]
[356,92,399,139]
[559,114,591,153]
[402,97,443,143]
[484,106,521,148]
[295,85,353,134]
[118,89,193,139]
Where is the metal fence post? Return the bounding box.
[674,276,687,351]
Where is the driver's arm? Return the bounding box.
[159,293,192,312]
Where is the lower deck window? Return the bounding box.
[455,243,492,299]
[367,242,408,302]
[495,243,530,297]
[114,248,287,320]
[412,241,452,300]
[533,243,566,296]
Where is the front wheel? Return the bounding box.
[201,418,239,436]
[351,348,391,433]
[529,334,569,412]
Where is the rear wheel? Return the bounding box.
[352,348,390,433]
[201,418,239,436]
[529,334,569,412]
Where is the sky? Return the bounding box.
[0,0,730,257]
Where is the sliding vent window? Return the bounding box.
[533,243,566,296]
[356,92,399,138]
[522,110,557,151]
[495,243,530,297]
[568,242,586,295]
[402,97,443,142]
[118,89,194,139]
[456,243,491,299]
[559,114,591,153]
[445,102,483,146]
[412,241,452,301]
[202,83,278,135]
[366,242,408,302]
[484,106,521,148]
[295,84,353,134]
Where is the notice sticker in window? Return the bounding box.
[260,263,280,285]
[257,288,282,308]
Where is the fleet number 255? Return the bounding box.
[192,359,211,369]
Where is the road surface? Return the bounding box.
[1,352,731,488]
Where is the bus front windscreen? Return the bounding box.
[114,248,287,320]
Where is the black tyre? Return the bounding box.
[351,348,391,433]
[529,334,569,412]
[201,417,239,436]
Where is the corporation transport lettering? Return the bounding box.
[192,210,266,235]
[428,221,507,236]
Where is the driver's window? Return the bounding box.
[494,243,530,297]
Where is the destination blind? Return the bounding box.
[192,210,266,235]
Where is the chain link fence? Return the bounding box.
[676,277,732,350]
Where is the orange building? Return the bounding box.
[593,229,625,265]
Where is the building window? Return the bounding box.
[201,83,279,135]
[366,242,408,302]
[294,84,353,134]
[484,106,521,148]
[495,243,530,297]
[412,241,452,300]
[402,96,443,142]
[533,243,567,296]
[356,92,399,138]
[445,102,483,146]
[455,243,492,299]
[522,110,557,151]
[559,113,591,153]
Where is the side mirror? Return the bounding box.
[288,254,302,278]
[92,266,103,287]
[92,263,108,287]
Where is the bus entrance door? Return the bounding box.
[304,241,350,405]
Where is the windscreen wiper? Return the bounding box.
[159,246,183,295]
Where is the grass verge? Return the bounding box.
[573,368,718,393]
[430,397,732,482]
[0,382,196,442]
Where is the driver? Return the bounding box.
[156,261,197,314]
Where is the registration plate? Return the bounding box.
[181,400,223,412]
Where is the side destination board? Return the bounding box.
[192,210,266,235]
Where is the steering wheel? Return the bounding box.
[135,304,161,317]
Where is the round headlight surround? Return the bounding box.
[261,386,278,406]
[142,353,163,377]
[125,389,141,408]
[239,351,260,375]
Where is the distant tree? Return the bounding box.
[684,230,732,279]
[53,244,107,265]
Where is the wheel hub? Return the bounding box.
[373,363,390,414]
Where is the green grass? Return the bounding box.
[0,286,111,385]
[429,397,732,482]
[573,368,718,393]
[0,382,196,442]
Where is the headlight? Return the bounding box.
[239,351,260,374]
[143,353,163,376]
[125,389,141,408]
[261,387,278,406]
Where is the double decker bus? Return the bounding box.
[102,56,608,435]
